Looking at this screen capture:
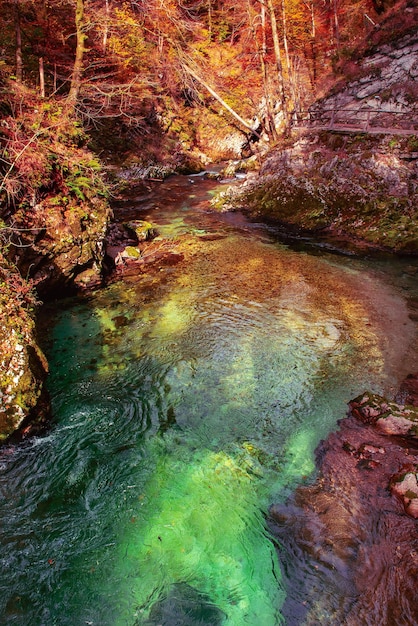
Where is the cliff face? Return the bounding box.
[310,30,418,133]
[0,188,111,442]
[0,189,110,442]
[221,29,418,253]
[11,193,110,298]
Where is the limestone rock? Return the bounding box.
[0,261,49,442]
[310,31,418,131]
[125,220,158,242]
[390,467,418,518]
[349,392,418,438]
[13,196,111,297]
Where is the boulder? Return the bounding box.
[12,195,110,297]
[125,220,158,242]
[349,391,418,437]
[390,466,418,518]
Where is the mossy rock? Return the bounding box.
[126,220,158,242]
[223,135,418,253]
[349,391,418,438]
[0,262,49,441]
[124,246,142,259]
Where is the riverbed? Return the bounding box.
[1,173,417,625]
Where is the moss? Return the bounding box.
[126,220,157,242]
[407,136,418,152]
[405,489,418,499]
[124,246,141,259]
[222,134,418,253]
[0,255,49,441]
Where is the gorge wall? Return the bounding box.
[220,27,418,253]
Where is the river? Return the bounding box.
[1,173,417,625]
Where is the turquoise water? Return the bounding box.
[0,176,416,625]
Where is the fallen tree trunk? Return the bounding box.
[182,63,261,139]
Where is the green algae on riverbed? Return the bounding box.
[2,175,417,625]
[117,441,284,625]
[37,233,413,624]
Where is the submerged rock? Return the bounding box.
[269,377,418,625]
[349,391,418,437]
[143,583,226,626]
[396,372,418,405]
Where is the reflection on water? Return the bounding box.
[0,175,417,625]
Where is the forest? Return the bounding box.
[1,0,411,190]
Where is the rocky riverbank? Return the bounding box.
[270,375,418,625]
[0,178,111,441]
[215,129,418,253]
[0,255,49,441]
[0,92,112,442]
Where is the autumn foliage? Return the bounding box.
[0,0,411,206]
[1,0,406,128]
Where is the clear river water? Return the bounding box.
[1,173,417,625]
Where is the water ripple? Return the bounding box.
[2,179,416,625]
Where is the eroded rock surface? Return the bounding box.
[0,186,111,442]
[310,31,418,132]
[12,195,110,297]
[349,390,418,437]
[270,377,418,625]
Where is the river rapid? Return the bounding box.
[1,173,417,625]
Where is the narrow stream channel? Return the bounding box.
[1,174,417,625]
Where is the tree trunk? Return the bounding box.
[102,0,110,54]
[332,0,340,50]
[68,0,86,104]
[281,0,291,80]
[266,0,288,129]
[261,1,267,55]
[207,0,212,40]
[310,0,317,85]
[260,1,277,139]
[182,64,260,137]
[39,57,45,97]
[15,0,23,83]
[247,0,278,142]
